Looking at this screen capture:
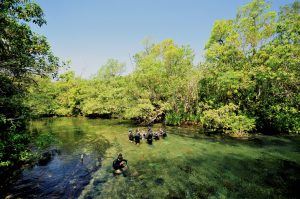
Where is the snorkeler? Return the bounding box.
[160,128,167,138]
[146,128,153,144]
[134,130,141,145]
[154,132,160,140]
[128,129,134,143]
[141,130,146,140]
[112,153,128,175]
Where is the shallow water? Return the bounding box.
[5,118,300,199]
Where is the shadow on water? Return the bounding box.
[7,152,98,199]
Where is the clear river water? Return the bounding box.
[4,117,300,199]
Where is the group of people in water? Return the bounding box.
[128,127,167,145]
[75,128,168,175]
[112,127,167,175]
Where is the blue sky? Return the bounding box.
[33,0,295,78]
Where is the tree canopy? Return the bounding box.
[0,0,61,168]
[25,0,300,135]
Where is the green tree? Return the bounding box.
[201,0,299,134]
[0,0,60,168]
[79,59,128,118]
[126,39,196,124]
[205,20,245,69]
[96,58,125,79]
[26,77,60,116]
[81,76,128,118]
[236,0,276,56]
[250,1,300,133]
[55,71,83,116]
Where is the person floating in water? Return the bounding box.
[112,153,128,175]
[141,130,146,140]
[128,129,134,143]
[146,127,153,144]
[134,129,141,145]
[159,128,167,138]
[154,132,160,140]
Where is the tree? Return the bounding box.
[205,19,245,69]
[236,0,276,56]
[26,77,60,116]
[81,76,128,118]
[96,58,125,79]
[201,0,299,134]
[125,39,196,124]
[80,59,128,118]
[250,1,300,133]
[0,0,61,168]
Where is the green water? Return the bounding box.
[8,118,300,198]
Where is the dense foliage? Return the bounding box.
[0,0,60,169]
[27,0,299,135]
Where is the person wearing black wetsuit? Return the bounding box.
[146,128,153,144]
[134,130,141,145]
[112,153,128,174]
[159,128,167,138]
[154,132,160,140]
[128,129,134,142]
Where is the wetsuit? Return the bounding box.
[128,132,134,141]
[112,158,128,170]
[134,133,141,144]
[146,131,153,144]
[154,133,160,140]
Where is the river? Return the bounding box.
[4,117,300,199]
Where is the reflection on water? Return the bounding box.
[5,118,300,199]
[10,151,98,198]
[6,118,110,199]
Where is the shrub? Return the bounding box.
[165,112,182,126]
[201,103,256,134]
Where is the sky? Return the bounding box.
[32,0,295,78]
